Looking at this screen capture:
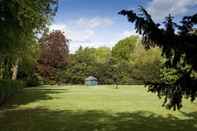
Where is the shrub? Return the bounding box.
[25,73,43,87]
[0,80,25,105]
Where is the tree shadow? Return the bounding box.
[0,88,69,109]
[0,108,196,131]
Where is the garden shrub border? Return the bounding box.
[0,80,25,105]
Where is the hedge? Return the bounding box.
[0,80,25,105]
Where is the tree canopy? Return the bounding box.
[119,7,197,110]
[0,0,58,54]
[0,0,58,80]
[112,36,139,62]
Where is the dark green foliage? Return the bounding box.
[23,73,42,87]
[119,7,197,110]
[0,80,25,105]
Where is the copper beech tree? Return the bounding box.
[38,30,69,82]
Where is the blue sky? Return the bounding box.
[50,0,197,53]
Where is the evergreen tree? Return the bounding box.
[119,7,197,110]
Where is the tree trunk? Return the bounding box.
[2,58,12,79]
[0,62,3,79]
[11,58,19,80]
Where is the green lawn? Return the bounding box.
[0,85,197,131]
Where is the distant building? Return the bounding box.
[85,76,98,86]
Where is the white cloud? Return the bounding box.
[49,22,139,53]
[77,17,113,29]
[147,0,197,21]
[49,24,67,31]
[50,17,113,42]
[50,24,95,41]
[50,17,113,53]
[50,18,139,53]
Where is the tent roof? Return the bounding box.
[85,76,97,81]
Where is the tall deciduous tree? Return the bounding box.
[0,0,58,80]
[38,30,69,83]
[119,7,197,110]
[112,36,139,62]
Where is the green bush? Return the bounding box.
[25,73,43,87]
[0,80,25,105]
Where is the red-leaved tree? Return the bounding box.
[37,30,69,83]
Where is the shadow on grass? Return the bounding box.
[0,88,69,109]
[0,108,196,131]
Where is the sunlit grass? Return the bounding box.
[0,85,197,131]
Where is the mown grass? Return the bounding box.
[0,85,197,131]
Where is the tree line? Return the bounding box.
[17,31,161,86]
